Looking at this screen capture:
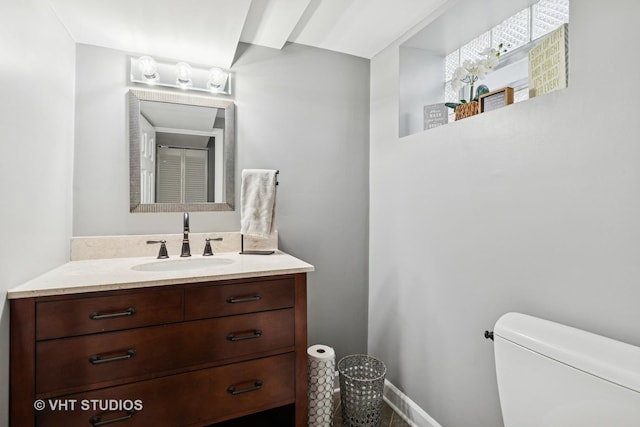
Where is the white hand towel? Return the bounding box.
[240,169,278,238]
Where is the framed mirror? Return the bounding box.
[128,89,235,212]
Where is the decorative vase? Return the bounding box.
[455,101,479,121]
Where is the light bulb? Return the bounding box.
[175,62,193,88]
[207,67,228,91]
[138,56,159,83]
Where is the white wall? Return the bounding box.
[399,47,444,137]
[369,2,640,426]
[73,42,371,361]
[0,1,75,425]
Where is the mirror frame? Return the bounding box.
[128,89,235,212]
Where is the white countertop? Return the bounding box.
[7,251,314,299]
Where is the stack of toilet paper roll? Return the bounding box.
[308,344,335,426]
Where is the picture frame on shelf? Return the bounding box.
[528,23,569,98]
[479,87,514,113]
[423,103,449,130]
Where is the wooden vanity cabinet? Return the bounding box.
[10,273,308,427]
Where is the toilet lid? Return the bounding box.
[495,312,640,393]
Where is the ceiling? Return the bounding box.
[140,100,220,148]
[47,0,455,67]
[140,101,218,133]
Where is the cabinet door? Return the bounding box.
[185,278,294,320]
[36,353,295,427]
[36,309,294,395]
[36,289,183,340]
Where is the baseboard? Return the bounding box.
[383,380,442,427]
[332,372,441,427]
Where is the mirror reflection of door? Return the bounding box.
[139,115,156,203]
[138,100,224,204]
[156,146,208,203]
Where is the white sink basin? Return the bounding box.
[132,257,234,272]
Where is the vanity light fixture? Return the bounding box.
[175,62,193,88]
[207,67,228,90]
[137,56,159,83]
[130,56,232,95]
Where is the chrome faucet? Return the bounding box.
[181,212,191,257]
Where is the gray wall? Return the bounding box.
[0,1,76,426]
[233,43,370,357]
[369,1,640,426]
[73,42,370,360]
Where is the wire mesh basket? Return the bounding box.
[337,354,387,427]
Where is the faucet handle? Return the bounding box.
[147,240,169,259]
[203,237,223,256]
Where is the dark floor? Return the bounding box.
[332,393,411,427]
[208,404,294,426]
[208,393,411,426]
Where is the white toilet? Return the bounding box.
[493,312,640,426]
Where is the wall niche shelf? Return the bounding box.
[399,0,569,138]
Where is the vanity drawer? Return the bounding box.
[36,309,294,394]
[36,289,183,340]
[185,277,294,320]
[36,352,296,427]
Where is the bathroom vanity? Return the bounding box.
[8,251,313,427]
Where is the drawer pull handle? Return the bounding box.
[89,307,136,320]
[89,349,136,365]
[227,380,263,395]
[226,295,261,304]
[227,330,263,341]
[90,410,136,426]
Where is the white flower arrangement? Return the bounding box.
[446,44,507,111]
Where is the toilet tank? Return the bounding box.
[493,313,640,427]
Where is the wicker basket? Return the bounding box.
[338,355,387,427]
[455,101,479,121]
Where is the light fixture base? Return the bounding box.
[130,57,232,95]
